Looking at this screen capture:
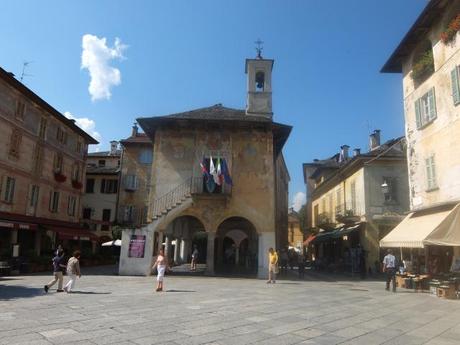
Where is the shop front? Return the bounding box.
[380,203,460,298]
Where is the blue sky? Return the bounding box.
[0,0,427,209]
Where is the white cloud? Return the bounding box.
[81,34,127,101]
[64,111,101,142]
[292,192,306,212]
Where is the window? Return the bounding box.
[98,160,106,167]
[101,209,111,231]
[53,153,63,173]
[313,204,319,226]
[76,141,82,153]
[15,100,26,120]
[33,145,43,174]
[139,149,153,164]
[67,196,77,216]
[451,66,460,106]
[415,88,437,129]
[49,191,59,213]
[124,175,138,191]
[382,177,398,203]
[8,128,22,158]
[71,163,80,182]
[425,155,438,191]
[82,207,92,219]
[29,185,39,208]
[56,127,67,144]
[1,177,15,203]
[85,178,95,193]
[124,205,136,223]
[350,181,357,212]
[38,117,47,139]
[100,179,118,194]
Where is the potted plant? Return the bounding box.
[411,50,434,82]
[441,14,460,44]
[54,169,67,183]
[72,180,83,189]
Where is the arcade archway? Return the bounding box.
[215,217,258,275]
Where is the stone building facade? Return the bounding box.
[303,133,410,273]
[118,125,153,227]
[380,0,460,270]
[119,55,291,277]
[0,67,98,261]
[81,142,121,242]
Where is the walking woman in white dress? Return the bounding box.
[152,249,169,292]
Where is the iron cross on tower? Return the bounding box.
[255,39,264,59]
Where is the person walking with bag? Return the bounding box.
[267,247,278,284]
[152,248,169,292]
[64,251,81,293]
[44,249,66,293]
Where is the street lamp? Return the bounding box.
[381,181,389,195]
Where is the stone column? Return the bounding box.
[157,231,164,253]
[235,246,240,266]
[34,231,41,256]
[258,232,275,279]
[206,232,215,275]
[216,236,223,265]
[180,238,186,262]
[165,236,172,261]
[174,238,181,264]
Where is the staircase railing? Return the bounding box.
[152,177,192,218]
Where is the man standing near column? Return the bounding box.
[44,248,66,293]
[382,249,396,292]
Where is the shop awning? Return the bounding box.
[424,204,460,246]
[334,224,361,238]
[48,226,98,241]
[303,234,316,246]
[380,208,454,248]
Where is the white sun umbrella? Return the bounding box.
[101,239,122,247]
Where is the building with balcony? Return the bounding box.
[81,141,121,243]
[0,67,98,264]
[303,132,409,274]
[380,0,460,273]
[119,54,291,277]
[288,208,303,252]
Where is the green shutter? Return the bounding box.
[425,158,432,189]
[428,88,437,121]
[452,67,460,105]
[415,99,422,128]
[430,156,437,188]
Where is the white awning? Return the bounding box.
[424,204,460,246]
[380,208,454,248]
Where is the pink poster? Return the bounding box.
[128,235,146,258]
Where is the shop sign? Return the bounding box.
[128,235,146,258]
[0,222,14,228]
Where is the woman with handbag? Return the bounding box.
[152,249,169,292]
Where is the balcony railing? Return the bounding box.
[335,203,362,224]
[191,177,232,195]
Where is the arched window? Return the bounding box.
[255,71,265,92]
[411,40,434,87]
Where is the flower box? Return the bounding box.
[441,14,460,44]
[54,172,67,183]
[411,50,434,82]
[72,180,83,189]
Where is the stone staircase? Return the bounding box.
[152,177,194,221]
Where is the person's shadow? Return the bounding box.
[0,285,42,300]
[67,291,111,295]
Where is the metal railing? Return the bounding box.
[335,203,362,217]
[191,176,232,195]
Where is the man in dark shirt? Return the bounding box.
[44,249,66,293]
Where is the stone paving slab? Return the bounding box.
[2,267,460,344]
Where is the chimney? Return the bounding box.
[353,148,361,157]
[369,129,381,150]
[110,141,118,155]
[340,145,350,161]
[132,122,138,137]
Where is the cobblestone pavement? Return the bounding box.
[1,266,460,345]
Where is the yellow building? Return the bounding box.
[380,0,460,273]
[288,208,303,251]
[0,67,98,263]
[303,134,409,274]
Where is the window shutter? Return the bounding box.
[100,179,106,193]
[428,88,437,121]
[415,99,422,128]
[452,67,460,105]
[49,191,53,211]
[430,157,437,188]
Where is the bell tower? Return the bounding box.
[245,39,274,118]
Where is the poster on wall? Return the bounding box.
[128,235,146,258]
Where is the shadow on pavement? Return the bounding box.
[69,291,111,294]
[0,285,43,300]
[78,265,119,276]
[165,289,196,293]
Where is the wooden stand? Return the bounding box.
[437,285,456,299]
